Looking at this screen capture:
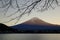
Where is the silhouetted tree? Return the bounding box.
[0,0,60,24]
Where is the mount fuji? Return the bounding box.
[11,17,60,31]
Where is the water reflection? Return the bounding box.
[0,34,60,40]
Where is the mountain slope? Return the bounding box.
[0,23,18,33]
[22,17,55,26]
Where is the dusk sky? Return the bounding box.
[0,0,60,26]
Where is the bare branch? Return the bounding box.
[0,0,60,24]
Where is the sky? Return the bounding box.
[0,0,60,26]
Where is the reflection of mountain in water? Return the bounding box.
[11,17,60,31]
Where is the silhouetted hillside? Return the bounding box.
[0,23,18,33]
[11,24,60,33]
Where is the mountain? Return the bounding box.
[0,23,18,33]
[22,17,55,26]
[11,17,60,32]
